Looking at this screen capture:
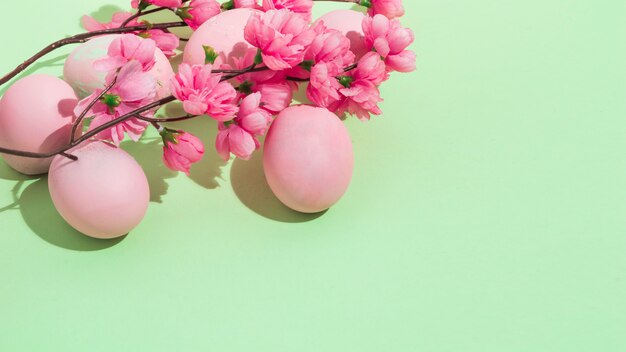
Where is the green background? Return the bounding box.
[1,1,625,350]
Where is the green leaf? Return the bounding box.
[338,76,354,88]
[203,45,219,64]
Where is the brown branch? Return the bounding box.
[0,21,188,87]
[0,63,263,159]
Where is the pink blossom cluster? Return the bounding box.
[75,35,159,145]
[77,0,414,175]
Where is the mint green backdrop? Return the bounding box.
[1,1,625,351]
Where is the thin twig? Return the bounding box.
[0,21,188,87]
[70,75,119,143]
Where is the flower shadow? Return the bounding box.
[163,104,227,190]
[230,151,327,223]
[120,137,177,203]
[87,5,125,23]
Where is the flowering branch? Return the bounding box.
[70,75,119,143]
[0,21,187,87]
[0,62,266,160]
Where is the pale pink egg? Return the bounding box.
[263,105,354,213]
[183,8,258,65]
[314,10,367,59]
[0,74,77,175]
[63,35,174,99]
[48,141,150,239]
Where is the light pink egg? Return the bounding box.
[48,141,150,239]
[0,74,77,175]
[314,10,367,59]
[183,8,258,65]
[263,105,354,213]
[63,35,174,99]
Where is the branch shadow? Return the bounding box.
[230,151,327,223]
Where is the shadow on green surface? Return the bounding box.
[162,108,228,190]
[87,5,124,23]
[121,137,177,203]
[19,178,125,251]
[0,160,123,250]
[230,152,327,223]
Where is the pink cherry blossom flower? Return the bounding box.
[327,52,387,120]
[94,34,157,73]
[215,123,258,161]
[306,62,342,108]
[180,0,221,30]
[368,0,405,19]
[223,47,295,113]
[171,63,239,121]
[352,51,387,85]
[244,9,316,71]
[262,0,313,21]
[161,129,205,175]
[214,93,271,161]
[74,61,158,144]
[140,30,180,58]
[362,14,415,72]
[132,0,183,9]
[307,23,355,66]
[236,92,272,135]
[330,79,382,121]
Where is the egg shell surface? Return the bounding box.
[183,8,258,66]
[263,105,354,213]
[63,35,174,99]
[48,141,150,239]
[314,10,367,59]
[0,74,77,175]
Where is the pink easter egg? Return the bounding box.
[183,8,258,65]
[314,10,367,59]
[48,141,150,239]
[0,74,77,175]
[63,35,174,99]
[263,105,354,213]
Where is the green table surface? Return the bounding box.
[1,1,625,351]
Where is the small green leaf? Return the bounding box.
[138,0,151,11]
[203,45,219,64]
[175,7,193,20]
[338,76,354,88]
[254,49,263,65]
[159,127,180,145]
[221,0,235,10]
[236,81,254,95]
[300,60,314,72]
[360,0,372,8]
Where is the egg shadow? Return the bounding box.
[0,160,36,213]
[18,178,124,251]
[230,151,327,223]
[121,137,177,203]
